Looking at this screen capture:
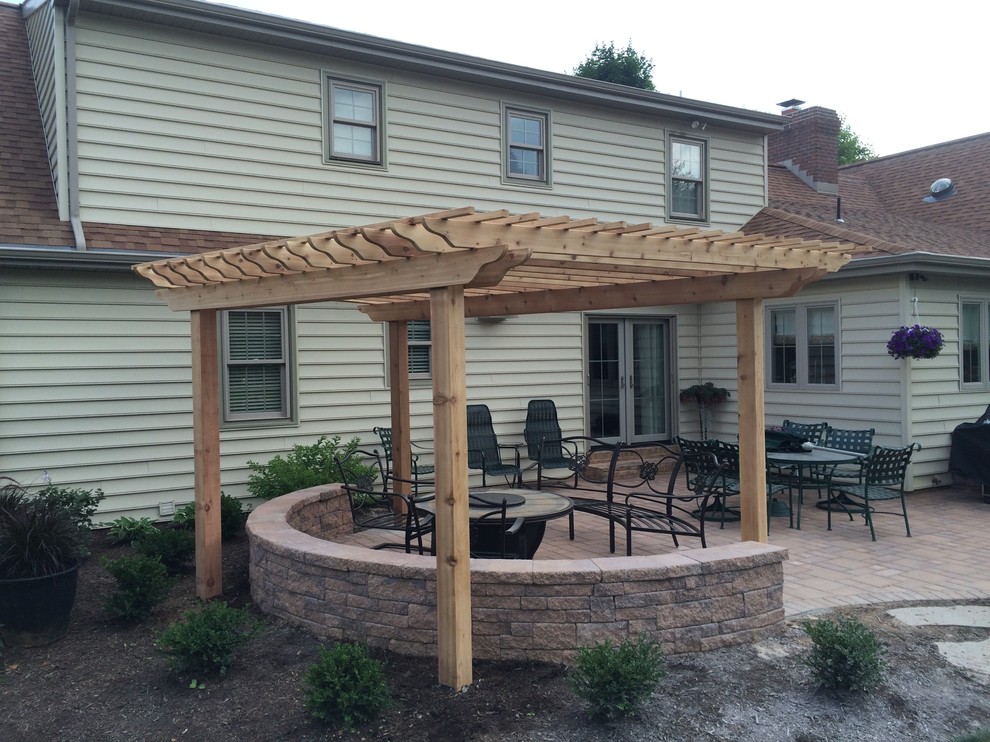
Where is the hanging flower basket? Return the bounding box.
[886,324,944,360]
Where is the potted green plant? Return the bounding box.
[0,481,90,647]
[679,382,730,440]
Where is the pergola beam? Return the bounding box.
[360,268,825,322]
[152,246,523,312]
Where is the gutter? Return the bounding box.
[0,244,182,269]
[65,0,85,249]
[828,252,990,280]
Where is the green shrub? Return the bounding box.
[247,435,370,500]
[568,635,666,721]
[953,729,990,742]
[303,642,392,729]
[802,616,887,692]
[135,527,195,575]
[103,554,172,622]
[172,493,247,540]
[107,516,158,546]
[156,601,260,677]
[32,484,105,531]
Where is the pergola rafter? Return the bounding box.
[133,206,865,691]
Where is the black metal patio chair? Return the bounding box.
[825,443,917,541]
[535,435,620,548]
[372,425,434,494]
[467,404,523,487]
[781,419,828,445]
[621,449,725,554]
[522,399,570,480]
[333,447,434,554]
[822,426,875,483]
[468,494,526,559]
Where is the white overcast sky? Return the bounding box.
[6,0,985,156]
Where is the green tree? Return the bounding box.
[574,41,655,91]
[838,115,876,164]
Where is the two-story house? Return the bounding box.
[0,0,862,520]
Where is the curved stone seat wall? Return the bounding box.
[247,485,787,662]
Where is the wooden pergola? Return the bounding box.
[134,206,861,689]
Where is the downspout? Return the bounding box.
[65,0,85,249]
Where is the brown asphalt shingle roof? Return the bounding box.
[0,4,277,255]
[0,4,73,247]
[746,133,990,260]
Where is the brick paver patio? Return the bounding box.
[335,483,990,616]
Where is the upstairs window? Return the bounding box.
[222,308,293,422]
[767,303,838,388]
[962,300,990,385]
[504,106,550,185]
[407,320,432,380]
[669,137,707,220]
[326,77,383,165]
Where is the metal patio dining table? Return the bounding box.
[766,447,864,529]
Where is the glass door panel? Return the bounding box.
[588,318,671,443]
[588,321,621,440]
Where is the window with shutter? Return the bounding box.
[407,320,432,379]
[222,308,293,422]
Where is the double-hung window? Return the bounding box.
[326,76,383,165]
[504,106,550,185]
[669,137,707,221]
[221,308,293,423]
[407,320,432,380]
[961,300,990,385]
[767,303,838,388]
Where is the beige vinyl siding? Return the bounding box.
[70,16,767,236]
[683,274,960,490]
[1,269,588,519]
[899,276,990,489]
[688,273,990,491]
[23,0,66,218]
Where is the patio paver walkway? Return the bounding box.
[335,484,990,616]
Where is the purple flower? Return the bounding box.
[887,325,943,360]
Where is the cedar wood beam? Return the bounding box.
[361,267,826,322]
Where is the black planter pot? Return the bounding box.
[0,561,80,647]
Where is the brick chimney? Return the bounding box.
[769,106,840,194]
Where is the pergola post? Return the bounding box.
[190,309,223,598]
[429,285,472,690]
[387,320,412,498]
[735,298,768,543]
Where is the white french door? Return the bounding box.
[587,317,672,444]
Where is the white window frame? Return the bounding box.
[765,301,839,390]
[502,104,551,186]
[961,298,990,386]
[220,307,294,424]
[668,135,708,221]
[324,75,385,166]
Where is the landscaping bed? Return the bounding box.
[3,531,990,741]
